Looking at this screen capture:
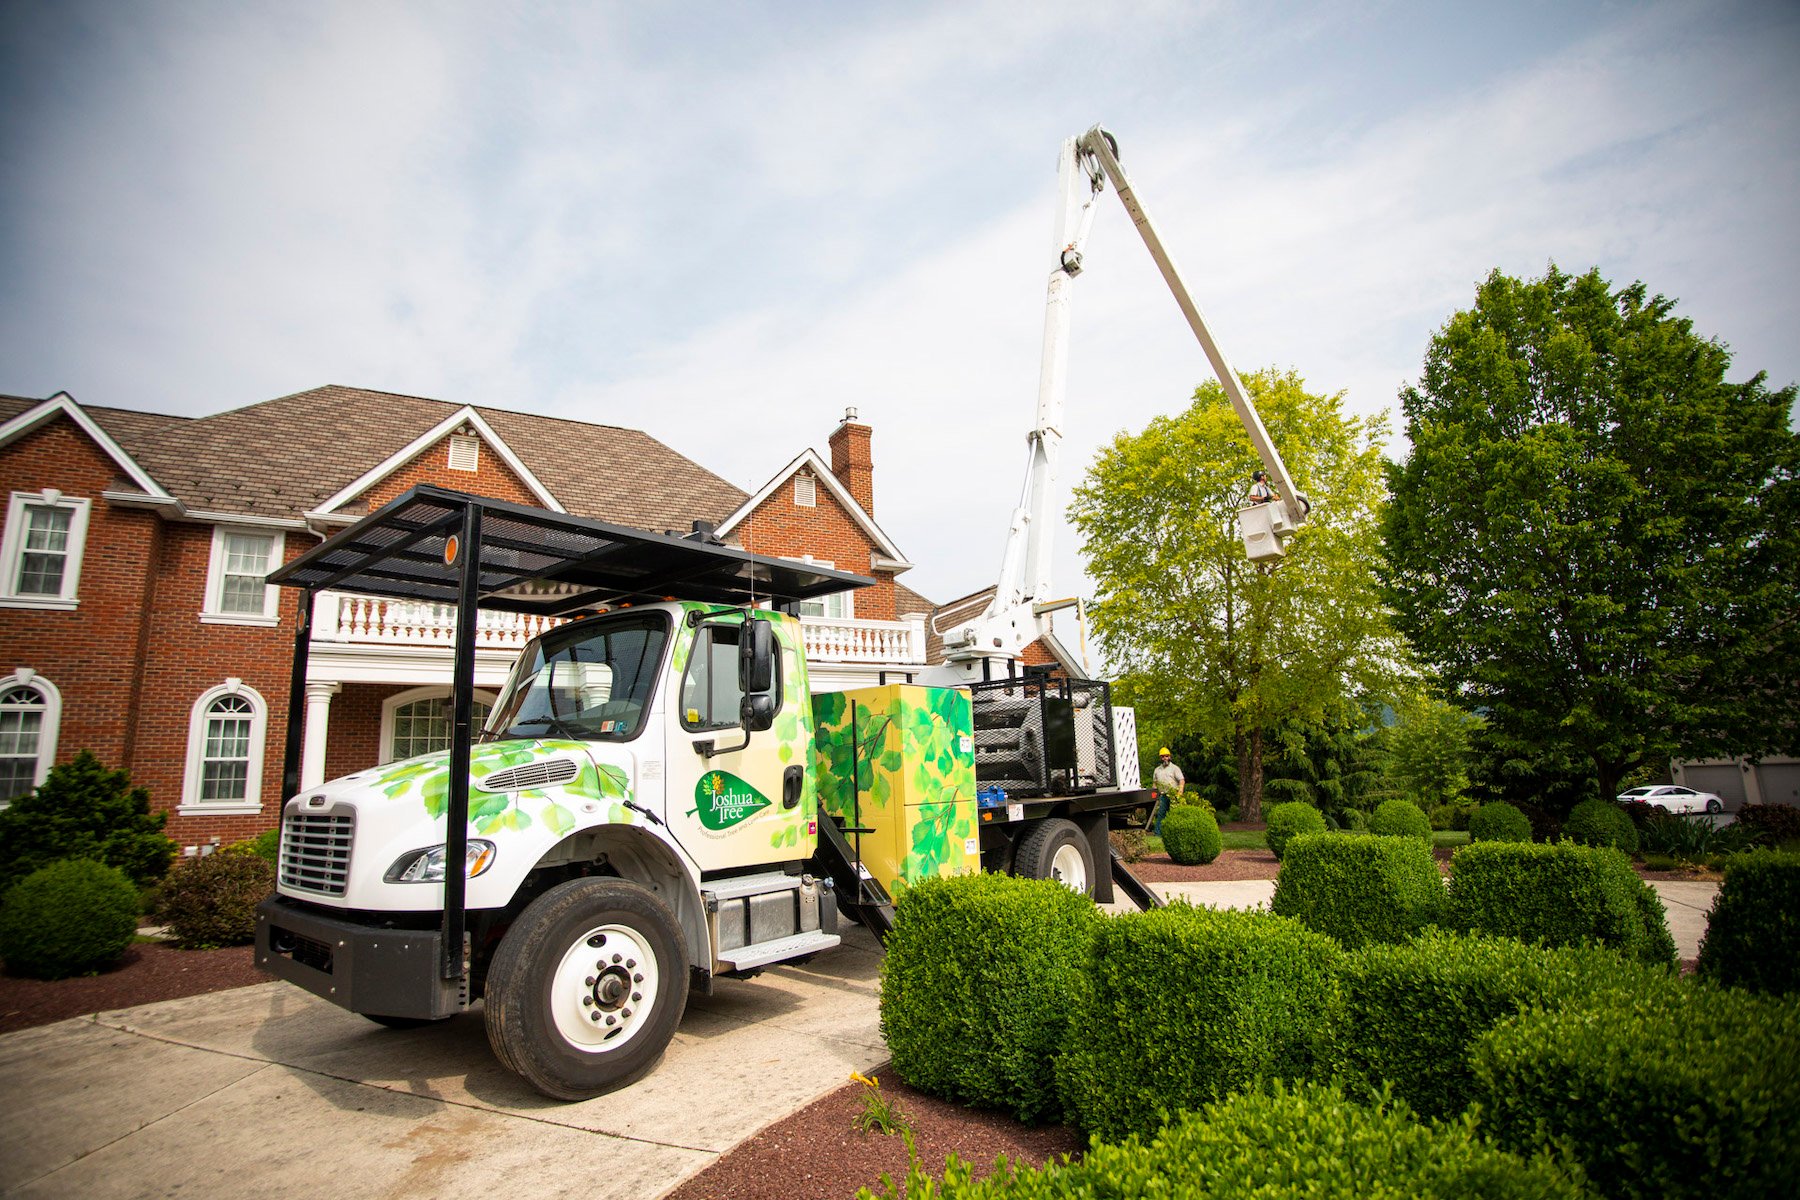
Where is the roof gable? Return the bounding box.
[313,406,563,515]
[718,448,912,568]
[0,392,171,499]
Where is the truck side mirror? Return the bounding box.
[739,620,775,694]
[741,692,776,733]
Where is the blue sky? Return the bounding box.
[4,0,1796,606]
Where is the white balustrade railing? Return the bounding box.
[798,615,927,665]
[314,592,926,665]
[316,591,563,650]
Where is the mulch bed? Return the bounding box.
[663,1072,1080,1200]
[0,941,266,1035]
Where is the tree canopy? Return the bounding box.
[1071,368,1405,820]
[1383,265,1799,803]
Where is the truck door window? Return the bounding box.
[681,623,780,733]
[485,614,668,742]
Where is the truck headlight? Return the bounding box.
[384,840,497,883]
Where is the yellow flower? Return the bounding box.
[849,1071,878,1088]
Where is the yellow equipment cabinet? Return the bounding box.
[811,684,979,893]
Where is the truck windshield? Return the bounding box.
[483,613,668,743]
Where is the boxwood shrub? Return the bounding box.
[1446,840,1675,966]
[1471,978,1800,1200]
[1330,931,1662,1119]
[1159,805,1221,865]
[1054,904,1343,1142]
[859,1080,1587,1199]
[1368,799,1432,842]
[1264,801,1326,861]
[1696,850,1800,994]
[154,847,275,949]
[1269,833,1445,949]
[880,872,1098,1122]
[1468,801,1532,843]
[1562,797,1638,854]
[0,858,141,979]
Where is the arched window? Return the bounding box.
[0,671,60,806]
[380,687,495,764]
[182,681,268,813]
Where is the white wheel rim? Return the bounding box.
[552,923,659,1054]
[1050,842,1088,894]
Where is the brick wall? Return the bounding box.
[735,473,899,620]
[359,431,540,510]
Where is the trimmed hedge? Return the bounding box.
[1264,801,1326,861]
[1269,833,1445,949]
[1446,840,1675,967]
[859,1080,1587,1200]
[1368,799,1432,842]
[1471,979,1800,1200]
[880,873,1098,1122]
[1159,805,1221,865]
[154,848,274,949]
[1055,904,1343,1142]
[1562,797,1638,854]
[0,859,140,979]
[1330,931,1662,1119]
[1697,850,1800,994]
[1468,801,1532,843]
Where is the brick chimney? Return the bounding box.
[828,407,874,515]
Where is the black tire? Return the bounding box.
[1707,798,1723,815]
[484,877,689,1100]
[1013,818,1094,896]
[363,1013,443,1030]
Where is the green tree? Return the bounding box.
[1384,266,1799,803]
[1072,368,1406,821]
[1366,693,1484,810]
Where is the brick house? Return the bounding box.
[0,386,931,853]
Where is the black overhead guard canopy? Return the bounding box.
[269,483,873,611]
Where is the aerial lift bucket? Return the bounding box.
[1238,503,1287,562]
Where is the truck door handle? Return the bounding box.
[783,765,804,809]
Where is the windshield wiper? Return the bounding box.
[505,714,588,742]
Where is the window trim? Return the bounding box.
[783,556,853,620]
[180,679,268,814]
[379,685,499,764]
[0,490,92,610]
[0,671,60,807]
[201,526,284,625]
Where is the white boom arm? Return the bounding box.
[938,126,1308,681]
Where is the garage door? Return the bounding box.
[1681,766,1748,810]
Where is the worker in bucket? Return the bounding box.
[1248,470,1276,504]
[1151,747,1185,834]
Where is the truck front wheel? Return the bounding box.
[1013,818,1094,896]
[484,877,689,1100]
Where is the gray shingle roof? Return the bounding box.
[63,384,746,532]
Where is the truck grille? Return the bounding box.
[281,811,354,895]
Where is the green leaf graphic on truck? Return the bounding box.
[371,740,626,836]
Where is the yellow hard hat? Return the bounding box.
[1159,747,1171,757]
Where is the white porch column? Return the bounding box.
[301,681,341,789]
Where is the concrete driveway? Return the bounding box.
[0,880,1718,1198]
[0,924,887,1199]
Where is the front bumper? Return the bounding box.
[255,895,467,1020]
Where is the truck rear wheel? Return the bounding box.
[484,877,689,1100]
[1013,818,1093,896]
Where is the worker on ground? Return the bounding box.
[1151,747,1185,835]
[1248,470,1275,504]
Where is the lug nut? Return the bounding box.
[605,1015,616,1026]
[622,1008,632,1019]
[633,973,643,983]
[582,996,594,1007]
[612,953,622,964]
[631,992,641,1002]
[590,1011,601,1022]
[626,959,636,969]
[585,976,596,986]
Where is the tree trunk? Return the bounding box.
[1238,725,1266,824]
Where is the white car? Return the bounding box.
[1617,785,1724,815]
